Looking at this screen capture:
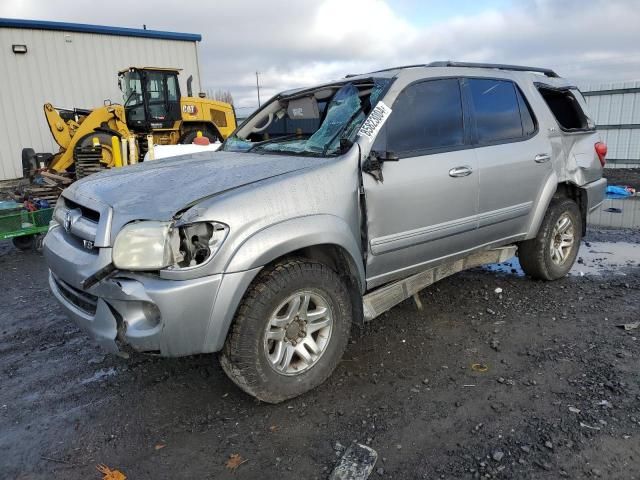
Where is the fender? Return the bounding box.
[225,214,366,288]
[200,215,366,352]
[525,171,558,238]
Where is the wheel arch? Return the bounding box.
[225,215,365,293]
[179,121,222,142]
[553,182,589,236]
[203,216,365,352]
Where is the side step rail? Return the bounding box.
[362,246,517,321]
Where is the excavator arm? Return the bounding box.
[45,103,131,172]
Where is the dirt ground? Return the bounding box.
[1,223,638,480]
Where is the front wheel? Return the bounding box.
[220,259,352,403]
[518,197,582,280]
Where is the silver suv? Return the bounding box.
[44,62,607,403]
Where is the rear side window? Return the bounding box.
[516,88,536,136]
[537,86,593,131]
[387,78,465,155]
[468,79,529,143]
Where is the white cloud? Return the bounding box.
[2,0,640,110]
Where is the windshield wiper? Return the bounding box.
[247,133,309,152]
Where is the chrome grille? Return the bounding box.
[54,197,100,243]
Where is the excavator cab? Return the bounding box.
[119,67,182,131]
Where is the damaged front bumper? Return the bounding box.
[48,269,222,356]
[44,224,256,357]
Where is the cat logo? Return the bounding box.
[182,104,198,115]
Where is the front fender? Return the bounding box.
[225,214,365,288]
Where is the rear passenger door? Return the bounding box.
[465,78,553,244]
[363,78,479,288]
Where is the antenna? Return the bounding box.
[256,71,261,108]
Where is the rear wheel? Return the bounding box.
[220,259,352,403]
[12,235,35,251]
[518,198,582,280]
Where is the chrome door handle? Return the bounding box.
[449,166,473,177]
[535,153,551,163]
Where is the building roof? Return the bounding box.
[0,18,201,42]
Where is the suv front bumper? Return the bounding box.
[44,225,259,356]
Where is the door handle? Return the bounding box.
[449,166,473,177]
[534,153,551,163]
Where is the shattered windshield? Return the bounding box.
[221,78,390,157]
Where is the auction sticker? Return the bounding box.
[358,101,392,140]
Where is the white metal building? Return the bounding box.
[580,81,640,169]
[0,18,203,181]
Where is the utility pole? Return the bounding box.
[256,71,261,108]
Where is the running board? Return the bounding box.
[362,246,517,321]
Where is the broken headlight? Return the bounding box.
[112,221,228,271]
[169,221,229,269]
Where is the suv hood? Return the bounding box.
[66,151,329,221]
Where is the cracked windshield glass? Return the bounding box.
[222,78,389,156]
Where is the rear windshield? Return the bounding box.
[537,86,595,132]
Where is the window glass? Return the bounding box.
[468,79,523,143]
[516,88,536,136]
[387,78,464,154]
[167,75,179,102]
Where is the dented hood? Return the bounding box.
[65,150,327,221]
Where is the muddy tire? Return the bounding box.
[220,259,352,403]
[518,197,582,280]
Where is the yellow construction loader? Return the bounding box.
[28,67,236,178]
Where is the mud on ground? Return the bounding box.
[1,228,639,480]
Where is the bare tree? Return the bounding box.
[207,89,234,105]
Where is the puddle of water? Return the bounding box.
[484,241,640,277]
[588,195,640,229]
[80,367,117,385]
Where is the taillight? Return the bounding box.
[595,142,607,167]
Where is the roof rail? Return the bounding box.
[427,61,559,78]
[345,61,559,79]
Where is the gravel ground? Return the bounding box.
[1,228,639,480]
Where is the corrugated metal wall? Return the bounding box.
[580,81,640,169]
[0,27,201,180]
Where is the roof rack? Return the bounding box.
[347,61,559,78]
[427,61,559,78]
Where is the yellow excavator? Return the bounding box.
[26,67,236,178]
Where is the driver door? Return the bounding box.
[362,78,479,288]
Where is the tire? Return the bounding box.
[12,235,35,251]
[518,197,582,280]
[220,259,352,403]
[180,129,219,144]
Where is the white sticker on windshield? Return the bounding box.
[358,101,392,140]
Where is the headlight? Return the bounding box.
[112,220,228,271]
[113,221,177,270]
